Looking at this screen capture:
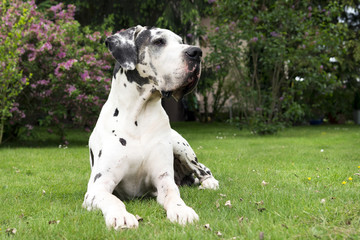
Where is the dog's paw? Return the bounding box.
[199,177,219,190]
[82,192,96,211]
[167,205,199,225]
[105,210,139,229]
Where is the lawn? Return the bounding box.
[1,123,360,239]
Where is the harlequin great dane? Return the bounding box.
[82,25,219,229]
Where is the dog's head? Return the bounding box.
[105,25,202,101]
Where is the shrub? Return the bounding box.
[2,1,113,143]
[205,0,347,133]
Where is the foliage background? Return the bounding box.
[1,0,360,143]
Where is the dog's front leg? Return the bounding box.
[83,173,139,229]
[156,173,199,225]
[150,145,199,225]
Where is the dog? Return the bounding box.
[82,25,219,229]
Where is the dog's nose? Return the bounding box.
[185,47,202,61]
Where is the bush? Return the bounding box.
[204,0,347,134]
[2,1,113,143]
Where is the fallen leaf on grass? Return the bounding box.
[282,224,288,229]
[48,220,60,224]
[259,231,264,240]
[261,180,269,186]
[257,208,266,212]
[255,200,264,206]
[204,223,211,230]
[219,193,226,197]
[215,201,220,209]
[216,231,222,237]
[225,200,232,208]
[320,199,326,204]
[6,228,17,235]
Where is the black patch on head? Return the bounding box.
[125,70,150,86]
[135,29,151,51]
[94,173,102,183]
[98,150,102,158]
[90,148,94,167]
[113,108,119,117]
[119,138,127,146]
[135,121,138,126]
[105,27,138,70]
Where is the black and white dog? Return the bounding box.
[83,26,219,229]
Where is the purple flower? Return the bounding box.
[270,32,279,37]
[186,33,193,38]
[56,51,66,59]
[25,124,34,130]
[256,107,262,112]
[215,65,221,71]
[250,37,258,43]
[208,0,216,4]
[21,77,27,85]
[308,6,312,11]
[215,27,219,32]
[253,16,259,23]
[279,96,284,101]
[66,85,77,94]
[81,70,90,81]
[50,3,63,13]
[63,59,77,70]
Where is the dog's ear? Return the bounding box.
[105,25,144,71]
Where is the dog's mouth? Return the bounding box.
[171,71,200,101]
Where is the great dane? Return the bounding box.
[82,25,219,229]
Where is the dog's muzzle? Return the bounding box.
[171,47,202,101]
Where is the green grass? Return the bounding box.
[1,123,360,239]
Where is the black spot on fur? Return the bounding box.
[124,83,127,87]
[199,169,207,176]
[98,150,102,158]
[159,172,169,179]
[94,173,102,183]
[125,69,150,86]
[90,148,94,167]
[206,170,211,175]
[112,130,115,133]
[119,138,127,146]
[191,160,198,165]
[135,121,138,126]
[113,108,119,117]
[194,157,198,162]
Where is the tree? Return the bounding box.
[205,0,347,134]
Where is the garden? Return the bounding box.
[1,0,360,238]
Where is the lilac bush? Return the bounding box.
[2,0,113,143]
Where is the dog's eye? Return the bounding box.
[153,38,166,46]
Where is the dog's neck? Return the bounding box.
[108,68,166,127]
